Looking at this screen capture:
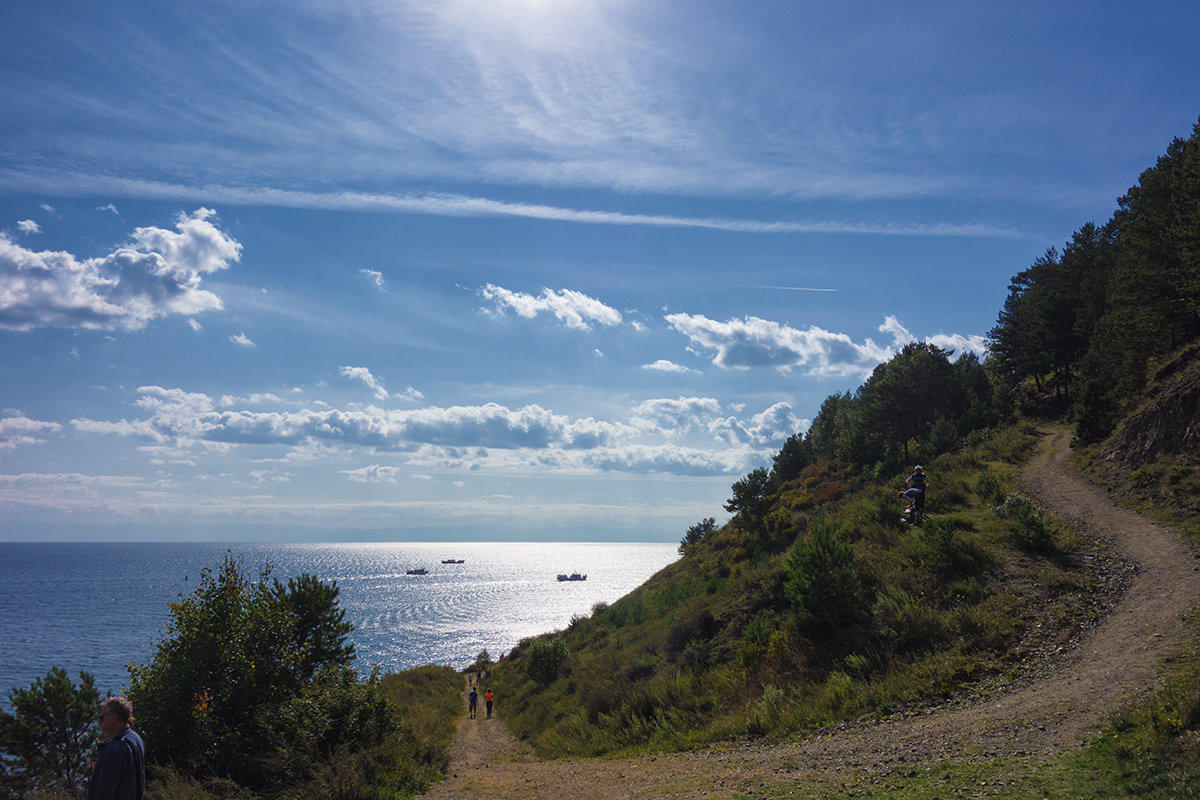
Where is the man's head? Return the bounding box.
[98,697,133,740]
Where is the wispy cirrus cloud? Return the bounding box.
[0,172,1030,240]
[642,359,701,374]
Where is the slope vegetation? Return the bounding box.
[418,427,1200,799]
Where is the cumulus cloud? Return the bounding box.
[17,220,40,235]
[665,312,892,376]
[632,397,722,434]
[229,332,256,347]
[642,359,700,374]
[480,284,622,330]
[666,312,983,377]
[74,387,627,453]
[0,208,241,332]
[708,402,806,446]
[0,415,63,449]
[927,331,990,357]
[66,384,801,477]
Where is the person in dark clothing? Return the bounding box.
[902,465,929,523]
[88,696,145,800]
[468,687,479,719]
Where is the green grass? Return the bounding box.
[489,424,1102,760]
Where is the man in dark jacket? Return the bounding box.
[88,696,145,800]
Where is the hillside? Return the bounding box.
[1083,341,1200,538]
[417,427,1200,799]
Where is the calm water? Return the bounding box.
[0,541,677,700]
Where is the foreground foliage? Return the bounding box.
[0,668,99,799]
[125,555,461,799]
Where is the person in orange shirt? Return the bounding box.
[484,689,494,719]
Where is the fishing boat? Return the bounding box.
[441,559,465,564]
[556,572,587,582]
[405,567,429,575]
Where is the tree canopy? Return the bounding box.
[989,119,1200,442]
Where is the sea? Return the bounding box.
[0,541,678,701]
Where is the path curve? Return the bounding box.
[418,428,1200,799]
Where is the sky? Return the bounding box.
[1,0,1197,542]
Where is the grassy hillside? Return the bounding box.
[487,423,1100,758]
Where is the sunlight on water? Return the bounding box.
[0,541,677,700]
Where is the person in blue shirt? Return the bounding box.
[88,696,145,800]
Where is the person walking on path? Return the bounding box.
[468,687,478,719]
[88,696,145,800]
[484,688,494,719]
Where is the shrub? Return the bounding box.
[0,667,99,799]
[525,637,570,686]
[992,493,1056,552]
[127,554,393,793]
[784,513,868,634]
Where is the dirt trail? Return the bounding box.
[417,428,1200,799]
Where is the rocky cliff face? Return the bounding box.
[1103,343,1200,466]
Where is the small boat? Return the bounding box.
[441,559,465,564]
[556,572,587,582]
[406,568,429,575]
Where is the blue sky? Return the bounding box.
[1,0,1197,542]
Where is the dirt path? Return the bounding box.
[417,428,1200,799]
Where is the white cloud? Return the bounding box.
[360,268,385,289]
[97,203,120,215]
[2,174,1030,239]
[665,313,893,376]
[229,332,256,348]
[0,472,175,515]
[187,318,202,331]
[481,284,622,330]
[0,208,240,332]
[341,464,405,483]
[708,402,806,446]
[641,359,700,374]
[927,331,990,357]
[632,397,722,435]
[339,365,390,400]
[0,415,63,449]
[39,204,55,214]
[17,220,40,235]
[665,312,984,376]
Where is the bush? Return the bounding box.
[784,513,868,634]
[992,493,1056,553]
[0,667,99,799]
[525,637,570,686]
[127,554,396,793]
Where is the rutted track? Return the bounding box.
[418,428,1200,799]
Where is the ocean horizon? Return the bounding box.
[0,540,678,704]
